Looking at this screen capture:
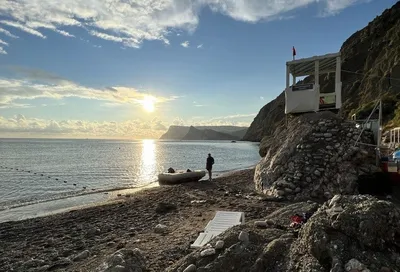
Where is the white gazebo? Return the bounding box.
[285,52,342,114]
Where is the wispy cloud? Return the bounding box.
[181,41,190,48]
[55,30,75,38]
[197,44,203,49]
[0,47,7,55]
[0,67,181,109]
[0,0,367,53]
[260,96,264,100]
[0,39,8,46]
[0,20,46,39]
[193,101,205,107]
[0,27,18,38]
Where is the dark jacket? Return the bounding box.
[206,156,214,168]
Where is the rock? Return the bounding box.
[238,231,249,242]
[155,202,177,214]
[183,264,197,272]
[23,258,45,268]
[200,248,216,257]
[215,240,224,249]
[379,267,392,272]
[100,248,146,272]
[345,259,366,271]
[314,170,321,176]
[73,250,90,261]
[47,258,73,270]
[255,221,268,228]
[154,224,168,234]
[324,133,333,137]
[109,265,126,272]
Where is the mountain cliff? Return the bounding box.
[160,125,247,140]
[159,126,190,140]
[243,1,400,142]
[181,126,240,140]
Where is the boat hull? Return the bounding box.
[158,170,206,185]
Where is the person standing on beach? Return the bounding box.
[206,153,214,181]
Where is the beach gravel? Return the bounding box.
[0,168,286,272]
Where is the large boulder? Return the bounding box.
[166,195,400,272]
[287,195,400,272]
[254,112,379,201]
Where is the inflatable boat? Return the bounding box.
[158,170,206,185]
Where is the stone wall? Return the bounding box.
[254,111,379,201]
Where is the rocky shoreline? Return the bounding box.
[0,168,288,272]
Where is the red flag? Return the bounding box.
[292,46,296,56]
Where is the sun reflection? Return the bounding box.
[140,139,157,183]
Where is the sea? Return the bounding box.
[0,138,260,223]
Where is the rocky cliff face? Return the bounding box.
[160,126,247,140]
[160,126,190,140]
[254,112,378,201]
[242,92,285,143]
[243,1,400,142]
[182,126,241,141]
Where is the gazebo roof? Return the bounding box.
[287,52,340,77]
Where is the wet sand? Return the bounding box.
[0,168,286,272]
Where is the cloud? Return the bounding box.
[197,44,203,49]
[0,27,18,38]
[0,46,6,54]
[0,67,181,108]
[0,0,367,52]
[260,96,264,100]
[181,41,190,48]
[55,30,75,38]
[0,39,8,46]
[172,117,185,126]
[321,0,371,16]
[0,114,169,139]
[0,20,46,39]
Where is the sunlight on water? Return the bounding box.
[0,139,261,222]
[139,139,157,183]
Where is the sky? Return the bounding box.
[0,0,397,139]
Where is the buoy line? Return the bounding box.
[0,165,91,191]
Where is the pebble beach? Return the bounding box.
[0,168,286,272]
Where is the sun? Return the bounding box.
[141,96,155,112]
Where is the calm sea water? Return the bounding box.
[0,138,260,222]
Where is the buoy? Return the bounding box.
[41,174,44,176]
[48,176,51,178]
[64,181,67,183]
[73,184,77,186]
[83,186,86,189]
[55,178,59,180]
